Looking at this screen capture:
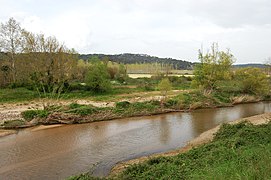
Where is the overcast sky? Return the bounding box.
[1,0,271,64]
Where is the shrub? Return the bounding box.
[68,105,98,116]
[164,99,179,108]
[22,110,49,121]
[69,103,83,109]
[234,67,270,95]
[3,120,26,128]
[115,101,130,108]
[85,61,112,93]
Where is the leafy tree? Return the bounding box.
[0,18,24,83]
[158,78,172,98]
[116,64,128,83]
[85,61,111,92]
[22,31,78,95]
[235,67,270,95]
[107,66,118,79]
[193,43,234,90]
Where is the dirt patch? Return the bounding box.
[109,113,271,177]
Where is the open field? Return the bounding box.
[128,73,194,78]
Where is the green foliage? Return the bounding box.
[79,53,194,70]
[2,120,26,128]
[68,173,106,180]
[22,110,50,120]
[113,101,161,116]
[175,90,235,110]
[158,78,172,97]
[115,64,128,83]
[0,88,39,103]
[164,99,179,108]
[115,101,130,108]
[69,103,83,109]
[67,104,98,116]
[234,67,270,95]
[85,61,112,93]
[193,43,234,90]
[118,122,271,179]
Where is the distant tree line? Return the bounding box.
[79,53,195,70]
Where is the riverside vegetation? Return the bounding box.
[0,18,271,179]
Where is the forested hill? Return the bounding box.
[233,63,267,68]
[79,53,194,70]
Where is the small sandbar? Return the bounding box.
[0,129,17,137]
[30,124,64,132]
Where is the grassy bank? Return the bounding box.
[70,121,271,180]
[1,90,268,129]
[0,86,146,103]
[0,76,191,103]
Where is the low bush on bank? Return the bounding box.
[65,103,99,116]
[2,120,26,128]
[115,101,130,108]
[68,106,98,116]
[22,110,50,121]
[113,101,161,116]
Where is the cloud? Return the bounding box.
[0,0,271,63]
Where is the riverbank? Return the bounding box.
[109,113,271,177]
[0,90,268,132]
[69,112,271,179]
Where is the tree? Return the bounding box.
[0,18,24,83]
[116,64,128,83]
[158,78,172,98]
[192,43,234,90]
[235,67,270,95]
[85,61,111,92]
[22,31,78,95]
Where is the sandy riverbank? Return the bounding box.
[109,112,271,177]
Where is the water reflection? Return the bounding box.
[158,116,170,144]
[0,102,270,180]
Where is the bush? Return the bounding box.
[115,101,130,108]
[22,110,50,121]
[85,61,112,93]
[69,103,83,109]
[164,99,179,108]
[68,105,98,116]
[234,67,270,95]
[3,120,26,128]
[130,101,158,111]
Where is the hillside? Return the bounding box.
[79,53,194,70]
[233,63,267,68]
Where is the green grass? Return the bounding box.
[66,105,98,116]
[0,88,39,103]
[113,101,160,117]
[69,122,271,180]
[21,110,50,121]
[0,86,149,103]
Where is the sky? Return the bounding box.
[0,0,271,64]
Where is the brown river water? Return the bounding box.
[0,102,271,180]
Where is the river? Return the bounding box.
[0,102,270,180]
